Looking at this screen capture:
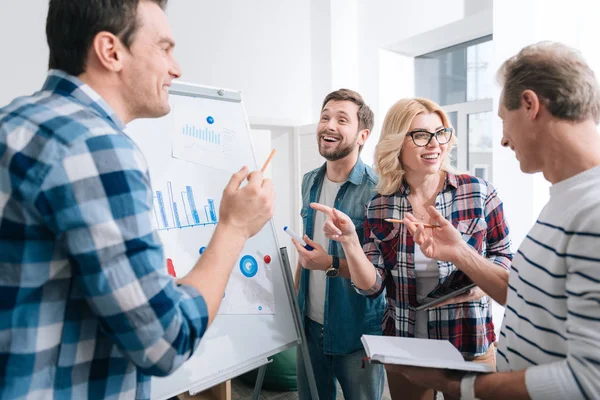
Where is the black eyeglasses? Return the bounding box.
[407,127,454,147]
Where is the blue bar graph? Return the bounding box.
[156,192,168,228]
[182,124,221,145]
[153,182,218,231]
[208,199,217,223]
[186,186,200,224]
[173,202,181,228]
[180,192,190,225]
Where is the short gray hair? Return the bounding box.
[497,41,600,124]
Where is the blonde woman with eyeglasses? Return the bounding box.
[311,98,513,400]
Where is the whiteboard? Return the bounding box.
[124,82,301,400]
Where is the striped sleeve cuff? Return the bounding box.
[525,361,584,400]
[352,270,383,298]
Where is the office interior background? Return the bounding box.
[1,0,599,336]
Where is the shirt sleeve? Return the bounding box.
[34,133,208,377]
[483,183,513,270]
[525,207,600,400]
[354,211,388,299]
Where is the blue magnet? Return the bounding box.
[239,255,259,278]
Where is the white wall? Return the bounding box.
[167,1,313,125]
[0,0,49,106]
[329,0,359,90]
[0,1,315,126]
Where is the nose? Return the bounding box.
[170,56,182,79]
[501,138,509,148]
[324,119,336,132]
[427,135,441,148]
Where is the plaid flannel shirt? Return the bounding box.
[0,70,208,399]
[357,173,512,357]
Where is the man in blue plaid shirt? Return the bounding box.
[0,1,274,399]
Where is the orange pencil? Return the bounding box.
[384,218,439,229]
[261,149,276,172]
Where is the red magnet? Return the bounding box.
[167,258,177,278]
[263,255,271,264]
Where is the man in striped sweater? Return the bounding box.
[390,41,600,400]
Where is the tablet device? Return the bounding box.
[415,270,476,311]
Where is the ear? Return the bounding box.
[90,32,126,72]
[357,128,370,146]
[520,90,540,120]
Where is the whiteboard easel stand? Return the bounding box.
[279,247,320,400]
[141,82,319,400]
[251,359,272,400]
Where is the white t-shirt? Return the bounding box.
[414,245,439,337]
[306,176,343,324]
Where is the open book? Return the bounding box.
[361,335,494,373]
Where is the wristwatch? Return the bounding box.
[325,255,340,277]
[460,373,481,400]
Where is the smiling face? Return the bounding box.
[316,100,366,161]
[119,1,182,119]
[400,112,450,176]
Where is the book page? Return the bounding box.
[362,335,463,363]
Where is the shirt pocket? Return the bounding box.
[368,222,401,270]
[300,206,310,230]
[369,221,400,242]
[456,217,487,253]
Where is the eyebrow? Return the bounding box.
[158,37,176,47]
[321,109,351,119]
[412,126,445,132]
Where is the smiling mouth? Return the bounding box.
[421,154,440,160]
[321,135,340,143]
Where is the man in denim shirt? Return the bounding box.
[292,89,386,399]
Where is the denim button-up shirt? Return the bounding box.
[297,158,385,355]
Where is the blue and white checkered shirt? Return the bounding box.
[0,70,209,399]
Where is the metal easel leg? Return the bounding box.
[252,363,268,400]
[279,247,320,400]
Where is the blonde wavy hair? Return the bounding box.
[375,98,457,196]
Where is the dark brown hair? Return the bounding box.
[47,0,168,76]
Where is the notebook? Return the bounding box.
[361,335,494,373]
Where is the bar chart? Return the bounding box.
[153,181,218,231]
[182,124,222,146]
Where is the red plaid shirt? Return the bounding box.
[358,173,512,357]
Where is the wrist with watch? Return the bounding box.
[325,255,340,277]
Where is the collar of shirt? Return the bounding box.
[43,69,126,131]
[315,157,373,187]
[397,170,460,196]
